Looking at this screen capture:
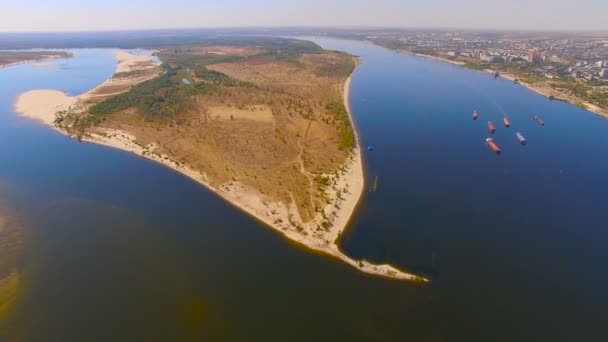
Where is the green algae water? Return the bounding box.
[0,39,606,340]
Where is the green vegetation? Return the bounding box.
[88,38,342,126]
[157,37,323,69]
[369,176,379,192]
[461,62,488,71]
[193,66,252,87]
[87,67,232,122]
[327,101,355,150]
[159,51,240,69]
[554,81,608,109]
[89,68,200,120]
[313,55,356,78]
[0,272,21,323]
[459,59,608,110]
[315,175,330,186]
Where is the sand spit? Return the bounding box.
[15,90,78,126]
[14,51,426,282]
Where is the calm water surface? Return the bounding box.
[0,40,606,340]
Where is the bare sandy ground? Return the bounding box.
[15,90,77,126]
[13,52,426,281]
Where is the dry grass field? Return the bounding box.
[68,38,355,223]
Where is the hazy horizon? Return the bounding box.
[3,0,608,33]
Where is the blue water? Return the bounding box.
[1,40,607,340]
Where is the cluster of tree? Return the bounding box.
[313,55,356,78]
[555,81,608,109]
[193,66,252,87]
[89,67,216,121]
[158,52,241,69]
[326,101,355,150]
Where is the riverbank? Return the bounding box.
[0,51,73,69]
[396,49,608,118]
[487,70,608,118]
[13,50,425,281]
[401,51,464,66]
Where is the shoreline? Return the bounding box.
[0,52,73,69]
[396,48,608,118]
[400,50,464,66]
[489,70,608,118]
[13,50,426,282]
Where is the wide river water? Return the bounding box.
[1,39,607,340]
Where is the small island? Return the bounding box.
[0,50,72,68]
[15,38,425,281]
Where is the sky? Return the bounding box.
[2,0,608,32]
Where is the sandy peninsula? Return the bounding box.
[14,50,426,282]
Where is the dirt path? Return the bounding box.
[297,137,316,217]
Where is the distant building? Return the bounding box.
[507,56,525,62]
[481,54,505,63]
[528,49,542,64]
[600,68,608,78]
[596,61,605,68]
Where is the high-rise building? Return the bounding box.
[528,49,542,64]
[600,68,608,78]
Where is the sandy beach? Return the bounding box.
[13,51,425,281]
[15,51,160,127]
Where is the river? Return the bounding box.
[0,39,606,340]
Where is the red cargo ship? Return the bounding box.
[473,110,478,120]
[486,138,501,153]
[503,116,511,127]
[488,121,496,133]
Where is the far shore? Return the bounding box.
[0,52,73,69]
[400,50,465,66]
[488,70,608,118]
[397,49,608,118]
[13,50,426,282]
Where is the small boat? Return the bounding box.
[516,131,527,145]
[534,116,545,126]
[473,110,478,120]
[486,138,501,154]
[367,146,374,151]
[487,121,496,134]
[503,116,511,127]
[492,71,500,78]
